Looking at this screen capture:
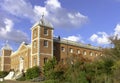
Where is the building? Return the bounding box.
[0,15,102,72]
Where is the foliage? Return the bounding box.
[42,35,120,83]
[16,76,26,81]
[25,66,40,80]
[43,57,57,80]
[0,71,8,78]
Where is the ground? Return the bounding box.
[0,80,43,83]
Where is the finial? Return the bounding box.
[42,12,44,19]
[41,12,44,24]
[5,40,8,45]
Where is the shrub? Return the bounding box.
[0,71,8,78]
[17,76,26,81]
[25,66,41,80]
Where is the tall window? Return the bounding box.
[44,58,48,64]
[44,40,48,47]
[44,28,48,35]
[61,47,65,52]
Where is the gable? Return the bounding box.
[18,43,28,51]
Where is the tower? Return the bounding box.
[0,41,12,71]
[31,15,53,67]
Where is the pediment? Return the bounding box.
[18,42,27,51]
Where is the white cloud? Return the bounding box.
[90,32,110,45]
[0,0,37,23]
[90,24,120,45]
[0,0,88,28]
[114,24,120,38]
[0,18,28,43]
[45,0,61,9]
[63,35,83,42]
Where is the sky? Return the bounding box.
[0,0,120,51]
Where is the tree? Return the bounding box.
[25,66,40,80]
[43,57,57,80]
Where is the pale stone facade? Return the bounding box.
[0,16,102,72]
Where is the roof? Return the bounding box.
[32,15,53,29]
[54,37,102,51]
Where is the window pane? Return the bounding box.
[44,28,48,35]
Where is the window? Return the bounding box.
[69,48,73,53]
[33,41,37,48]
[61,47,65,52]
[100,54,102,56]
[90,52,93,56]
[44,40,48,47]
[34,58,37,66]
[95,53,98,56]
[83,51,87,55]
[61,59,64,63]
[77,50,80,54]
[44,28,48,35]
[44,58,48,64]
[33,29,37,37]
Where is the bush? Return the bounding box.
[17,76,26,81]
[25,66,41,80]
[0,71,8,78]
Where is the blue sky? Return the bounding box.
[0,0,120,51]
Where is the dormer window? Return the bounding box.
[44,28,48,35]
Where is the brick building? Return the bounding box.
[0,16,102,72]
